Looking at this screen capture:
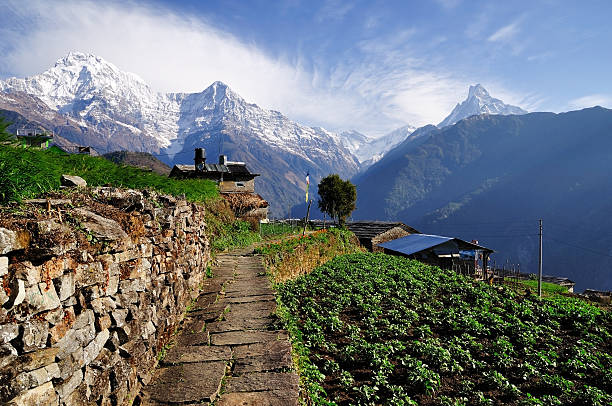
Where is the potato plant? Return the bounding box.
[277,253,612,405]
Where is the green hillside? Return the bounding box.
[277,252,612,405]
[0,145,217,204]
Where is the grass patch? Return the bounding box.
[516,278,570,294]
[256,228,362,283]
[0,145,217,204]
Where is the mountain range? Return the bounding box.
[354,107,612,292]
[0,53,529,216]
[2,50,607,291]
[0,52,362,215]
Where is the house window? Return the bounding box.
[236,182,245,187]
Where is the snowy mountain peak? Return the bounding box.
[201,80,244,105]
[438,84,527,128]
[468,83,489,99]
[340,124,417,166]
[56,51,102,67]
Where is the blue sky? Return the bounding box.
[1,0,611,136]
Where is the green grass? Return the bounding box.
[277,253,612,405]
[0,145,218,204]
[210,220,262,252]
[516,279,570,294]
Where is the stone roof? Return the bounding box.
[346,221,420,240]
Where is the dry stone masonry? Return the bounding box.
[0,186,211,405]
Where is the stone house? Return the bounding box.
[170,148,268,221]
[346,221,420,252]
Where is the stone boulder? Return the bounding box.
[60,175,87,188]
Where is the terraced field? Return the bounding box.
[276,253,612,405]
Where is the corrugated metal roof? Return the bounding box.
[379,234,453,256]
[378,233,494,256]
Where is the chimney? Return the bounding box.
[219,155,227,165]
[194,148,206,171]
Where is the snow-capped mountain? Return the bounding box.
[438,84,527,128]
[0,52,359,215]
[340,124,417,167]
[339,130,371,157]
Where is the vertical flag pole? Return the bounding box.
[538,219,543,297]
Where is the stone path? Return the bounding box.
[140,248,299,405]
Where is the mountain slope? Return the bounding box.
[0,103,98,154]
[340,125,417,167]
[438,84,527,128]
[354,107,612,291]
[103,151,171,175]
[0,52,359,215]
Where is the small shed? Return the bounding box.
[541,276,576,293]
[378,233,494,276]
[16,128,53,149]
[346,221,420,252]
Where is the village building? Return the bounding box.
[378,233,494,278]
[170,148,268,221]
[16,128,53,149]
[346,221,421,252]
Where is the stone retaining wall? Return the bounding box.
[0,187,211,405]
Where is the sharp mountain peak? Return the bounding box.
[438,83,527,128]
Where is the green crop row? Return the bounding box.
[277,253,612,405]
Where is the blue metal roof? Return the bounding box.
[378,234,453,256]
[378,233,494,256]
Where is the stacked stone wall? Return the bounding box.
[0,187,211,405]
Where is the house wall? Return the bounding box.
[0,188,210,405]
[219,179,255,193]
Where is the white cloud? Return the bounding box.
[0,0,533,138]
[568,94,612,110]
[488,20,521,43]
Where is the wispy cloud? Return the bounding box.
[527,51,555,62]
[0,0,534,138]
[568,94,612,110]
[488,20,522,43]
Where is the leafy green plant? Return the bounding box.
[275,252,612,405]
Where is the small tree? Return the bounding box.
[0,115,16,145]
[317,174,356,227]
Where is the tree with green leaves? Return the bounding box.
[0,115,16,145]
[317,174,356,227]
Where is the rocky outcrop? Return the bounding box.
[0,188,210,405]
